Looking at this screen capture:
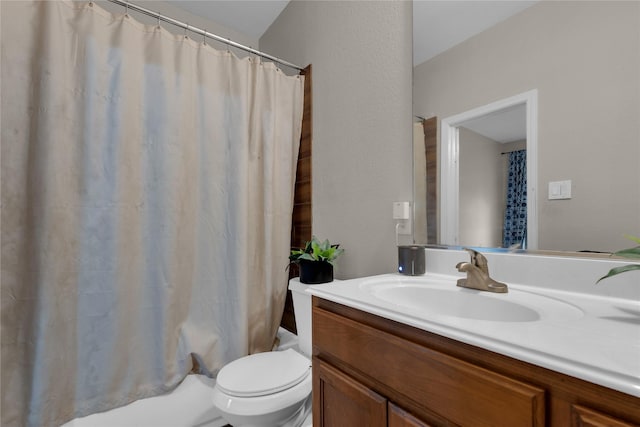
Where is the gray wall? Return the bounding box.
[458,128,503,248]
[414,1,640,252]
[261,1,413,279]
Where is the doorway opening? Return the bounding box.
[440,90,538,249]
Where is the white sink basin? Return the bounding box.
[360,276,584,323]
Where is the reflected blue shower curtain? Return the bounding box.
[503,150,527,248]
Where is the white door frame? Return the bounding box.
[440,89,538,249]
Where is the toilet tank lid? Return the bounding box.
[216,348,311,397]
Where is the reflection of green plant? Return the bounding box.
[597,235,640,284]
[289,236,344,265]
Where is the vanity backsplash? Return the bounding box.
[425,248,639,300]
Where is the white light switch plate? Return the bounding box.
[548,180,572,200]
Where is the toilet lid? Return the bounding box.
[216,348,311,398]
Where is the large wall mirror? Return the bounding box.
[413,1,639,253]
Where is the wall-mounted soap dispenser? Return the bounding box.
[398,245,425,275]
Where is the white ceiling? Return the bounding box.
[413,1,537,66]
[461,104,527,144]
[166,1,537,65]
[165,1,289,39]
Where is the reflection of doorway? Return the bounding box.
[440,90,538,249]
[458,127,525,247]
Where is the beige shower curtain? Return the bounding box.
[0,1,304,426]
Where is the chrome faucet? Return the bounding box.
[456,248,508,293]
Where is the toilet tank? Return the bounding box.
[288,279,312,357]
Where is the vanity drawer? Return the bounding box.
[313,306,545,427]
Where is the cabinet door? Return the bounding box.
[313,357,387,427]
[571,404,638,427]
[389,402,434,427]
[314,306,545,427]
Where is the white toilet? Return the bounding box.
[212,279,313,427]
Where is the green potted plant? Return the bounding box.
[597,235,640,283]
[290,236,344,284]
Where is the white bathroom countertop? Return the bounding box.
[305,273,640,398]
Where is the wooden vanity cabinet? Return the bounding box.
[314,358,432,427]
[314,358,387,427]
[312,297,640,427]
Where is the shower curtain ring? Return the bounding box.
[203,30,207,45]
[124,1,129,17]
[184,24,189,39]
[157,14,161,29]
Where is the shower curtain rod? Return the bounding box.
[105,0,304,71]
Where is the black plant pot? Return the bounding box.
[299,260,334,284]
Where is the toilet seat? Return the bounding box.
[212,349,312,421]
[216,349,311,397]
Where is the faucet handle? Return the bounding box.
[462,248,490,274]
[459,248,507,293]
